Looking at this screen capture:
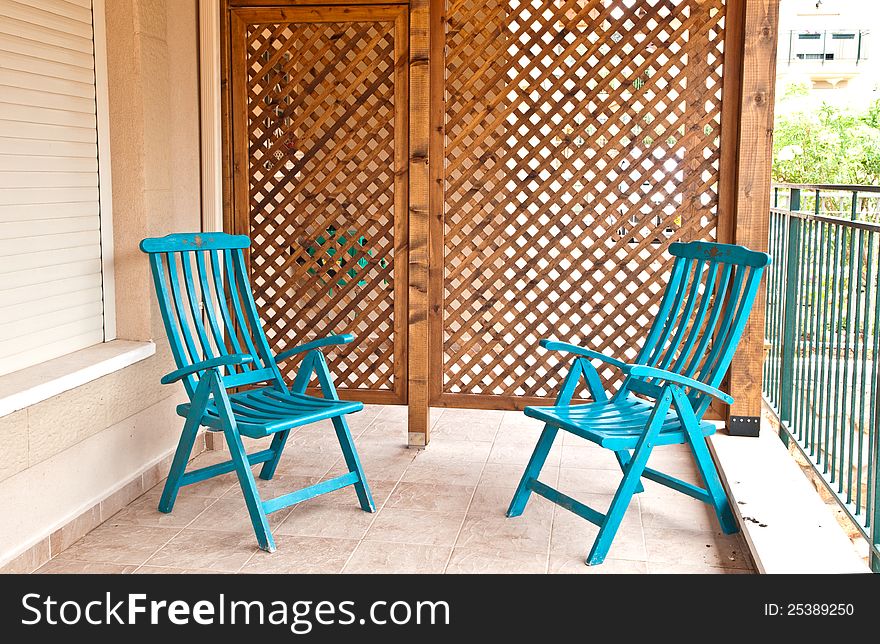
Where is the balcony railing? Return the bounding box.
[784,29,869,66]
[764,183,880,571]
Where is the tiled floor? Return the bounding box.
[35,406,754,574]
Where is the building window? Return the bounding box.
[0,0,114,376]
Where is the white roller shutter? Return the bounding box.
[0,0,111,376]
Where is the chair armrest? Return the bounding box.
[625,365,734,405]
[274,334,355,363]
[160,354,255,385]
[539,339,629,371]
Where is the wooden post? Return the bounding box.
[408,0,431,446]
[728,0,780,436]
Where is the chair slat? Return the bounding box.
[179,252,216,363]
[149,254,197,397]
[657,259,705,370]
[697,263,748,386]
[231,249,287,385]
[671,259,719,374]
[636,256,688,363]
[645,257,694,367]
[194,250,229,365]
[207,249,251,368]
[223,248,263,364]
[682,261,732,378]
[165,253,201,369]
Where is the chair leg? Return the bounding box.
[260,351,316,481]
[211,375,276,552]
[332,415,375,512]
[258,430,290,481]
[507,424,559,518]
[671,388,738,535]
[586,392,671,565]
[614,450,645,494]
[158,376,212,514]
[158,413,201,513]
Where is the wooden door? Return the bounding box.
[228,5,409,404]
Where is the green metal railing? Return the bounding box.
[764,183,880,571]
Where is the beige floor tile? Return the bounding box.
[275,503,377,540]
[346,404,384,427]
[643,527,752,570]
[377,405,445,425]
[383,482,475,513]
[550,501,646,561]
[106,493,216,529]
[479,462,558,488]
[358,418,409,437]
[365,508,465,546]
[401,460,483,486]
[59,524,180,566]
[557,467,625,496]
[145,530,259,572]
[639,494,722,533]
[134,566,231,574]
[343,542,451,574]
[445,547,547,574]
[549,556,648,574]
[430,418,499,442]
[487,441,562,466]
[559,444,621,470]
[284,427,349,451]
[457,513,551,554]
[355,427,409,448]
[36,560,138,574]
[411,439,493,464]
[439,408,505,425]
[647,562,753,574]
[241,536,359,574]
[469,484,553,519]
[187,497,292,534]
[273,448,341,477]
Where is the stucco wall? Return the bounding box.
[0,0,202,568]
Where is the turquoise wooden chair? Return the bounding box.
[140,233,374,552]
[507,241,771,565]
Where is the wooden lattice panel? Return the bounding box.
[233,9,407,398]
[441,0,727,399]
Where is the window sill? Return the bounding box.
[0,340,156,418]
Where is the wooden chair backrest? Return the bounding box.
[140,233,286,398]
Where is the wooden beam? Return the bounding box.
[728,0,780,434]
[427,0,445,411]
[408,0,430,446]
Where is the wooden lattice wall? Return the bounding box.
[434,0,729,406]
[228,6,408,403]
[222,0,774,438]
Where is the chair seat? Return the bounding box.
[524,395,717,450]
[177,387,364,438]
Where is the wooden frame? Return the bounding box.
[727,0,780,430]
[218,0,780,442]
[200,0,224,233]
[225,2,410,406]
[93,0,117,341]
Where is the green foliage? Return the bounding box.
[782,81,810,99]
[772,99,880,185]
